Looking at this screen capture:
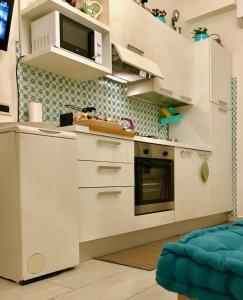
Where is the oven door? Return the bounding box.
[60,14,94,59]
[135,157,174,215]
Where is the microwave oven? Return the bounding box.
[31,11,103,64]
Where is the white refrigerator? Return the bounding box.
[0,125,79,282]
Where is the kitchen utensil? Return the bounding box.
[121,117,135,130]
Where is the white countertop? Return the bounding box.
[0,123,212,151]
[134,136,212,152]
[62,125,212,152]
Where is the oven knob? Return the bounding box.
[143,149,149,155]
[163,151,169,157]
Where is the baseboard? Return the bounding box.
[228,215,243,221]
[79,213,229,263]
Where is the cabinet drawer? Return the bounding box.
[77,134,134,163]
[78,161,134,187]
[79,187,134,242]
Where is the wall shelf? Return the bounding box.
[22,46,111,82]
[19,0,112,82]
[20,0,110,33]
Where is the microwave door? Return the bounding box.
[59,14,92,58]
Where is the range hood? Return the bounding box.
[107,44,164,84]
[126,78,193,107]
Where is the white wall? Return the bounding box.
[0,0,19,122]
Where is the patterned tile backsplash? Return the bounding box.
[17,44,168,139]
[232,78,237,216]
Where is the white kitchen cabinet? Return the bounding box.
[171,39,232,216]
[152,23,194,102]
[110,0,194,102]
[175,148,212,222]
[195,151,212,218]
[211,103,232,214]
[77,133,134,163]
[78,161,134,187]
[79,187,134,241]
[74,131,135,242]
[210,40,232,109]
[110,0,152,57]
[175,148,196,222]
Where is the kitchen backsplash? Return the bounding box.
[17,44,168,139]
[232,77,237,216]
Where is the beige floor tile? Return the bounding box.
[0,280,72,300]
[0,277,17,293]
[127,285,177,300]
[49,260,129,289]
[54,268,156,300]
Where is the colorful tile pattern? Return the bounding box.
[16,43,168,139]
[232,77,237,216]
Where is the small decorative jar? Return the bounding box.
[194,33,209,42]
[155,15,166,23]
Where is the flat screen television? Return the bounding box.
[0,0,14,51]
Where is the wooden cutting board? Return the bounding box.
[89,124,136,137]
[74,119,122,130]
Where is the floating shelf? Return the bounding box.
[22,46,111,82]
[20,0,110,33]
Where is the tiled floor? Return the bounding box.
[0,260,176,300]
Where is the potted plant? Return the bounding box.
[151,9,167,23]
[192,27,209,42]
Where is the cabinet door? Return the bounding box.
[79,187,134,242]
[109,0,126,45]
[211,104,232,213]
[195,151,212,218]
[152,23,194,101]
[210,40,232,109]
[174,148,196,222]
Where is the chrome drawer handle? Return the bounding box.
[159,87,173,96]
[97,139,121,146]
[181,150,193,157]
[38,129,61,135]
[98,166,122,170]
[218,107,228,113]
[98,191,122,196]
[181,95,192,102]
[127,44,144,55]
[218,100,228,106]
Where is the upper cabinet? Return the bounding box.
[210,40,232,109]
[109,0,194,105]
[194,39,232,109]
[19,0,112,82]
[237,0,243,20]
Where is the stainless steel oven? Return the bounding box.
[135,142,174,215]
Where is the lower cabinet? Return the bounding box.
[175,148,212,222]
[79,187,134,242]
